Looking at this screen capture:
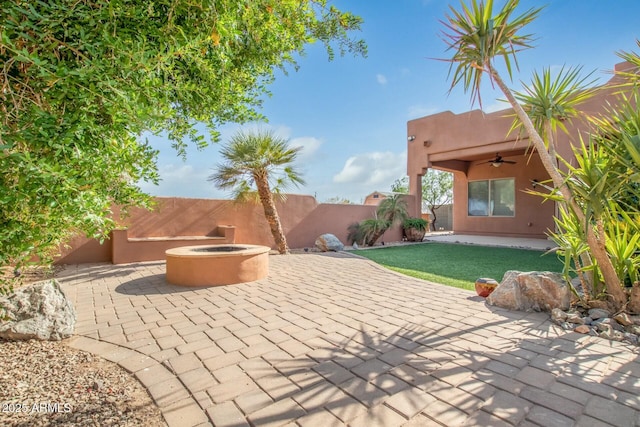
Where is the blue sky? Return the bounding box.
[139,0,640,203]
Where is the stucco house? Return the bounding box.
[406,62,634,239]
[363,191,395,206]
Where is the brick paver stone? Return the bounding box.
[56,253,640,426]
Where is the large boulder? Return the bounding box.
[487,270,570,312]
[0,280,76,340]
[315,234,345,252]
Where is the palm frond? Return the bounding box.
[440,0,543,107]
[508,65,599,147]
[208,129,305,201]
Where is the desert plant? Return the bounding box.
[209,130,304,254]
[390,170,453,231]
[360,216,392,246]
[347,194,409,247]
[442,0,628,310]
[347,222,366,246]
[403,217,428,231]
[403,217,428,242]
[364,194,409,246]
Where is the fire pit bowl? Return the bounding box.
[165,244,270,287]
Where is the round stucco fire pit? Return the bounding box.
[165,244,270,287]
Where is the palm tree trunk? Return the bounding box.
[254,172,289,254]
[489,66,627,311]
[366,229,385,246]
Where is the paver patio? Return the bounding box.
[58,252,640,427]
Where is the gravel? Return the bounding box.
[0,338,166,427]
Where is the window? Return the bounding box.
[468,178,515,217]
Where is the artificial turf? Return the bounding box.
[353,242,564,291]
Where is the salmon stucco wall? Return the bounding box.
[56,194,413,264]
[452,154,555,238]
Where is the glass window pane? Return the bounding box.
[468,181,488,216]
[490,179,515,216]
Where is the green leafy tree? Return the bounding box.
[390,177,410,194]
[441,0,627,310]
[0,0,365,279]
[209,130,304,254]
[422,170,453,231]
[391,171,453,231]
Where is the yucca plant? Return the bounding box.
[442,0,627,310]
[548,207,595,303]
[604,205,640,287]
[510,66,598,162]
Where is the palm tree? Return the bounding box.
[209,130,304,254]
[442,0,627,310]
[346,194,409,247]
[365,194,409,246]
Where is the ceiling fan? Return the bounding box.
[484,153,516,168]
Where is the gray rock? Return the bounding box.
[626,324,640,335]
[315,234,345,252]
[486,270,520,310]
[623,333,639,346]
[566,313,585,324]
[487,270,570,312]
[551,308,567,324]
[595,322,612,334]
[594,318,624,332]
[0,280,76,340]
[588,308,610,320]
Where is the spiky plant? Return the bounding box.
[441,0,627,310]
[209,130,304,254]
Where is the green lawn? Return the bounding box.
[353,242,563,291]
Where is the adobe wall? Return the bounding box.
[452,155,555,238]
[55,194,413,264]
[406,62,635,237]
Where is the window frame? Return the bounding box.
[467,178,515,217]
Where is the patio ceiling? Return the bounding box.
[428,141,532,175]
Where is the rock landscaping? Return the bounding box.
[485,270,640,346]
[551,307,640,346]
[0,338,166,427]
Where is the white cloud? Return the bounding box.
[289,136,323,163]
[333,151,407,187]
[376,74,388,85]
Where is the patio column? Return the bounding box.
[409,171,423,218]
